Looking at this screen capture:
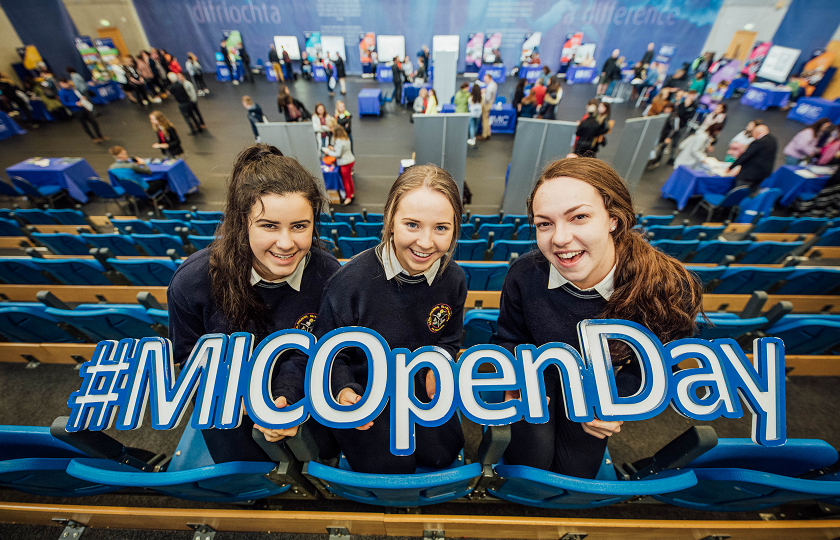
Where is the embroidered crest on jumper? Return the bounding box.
[427,303,452,333]
[294,313,317,332]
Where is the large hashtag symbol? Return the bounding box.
[66,339,136,431]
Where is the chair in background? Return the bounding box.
[650,240,699,261]
[45,209,88,225]
[12,208,58,225]
[0,218,21,237]
[462,309,500,348]
[131,234,187,257]
[638,214,676,227]
[187,235,214,250]
[454,239,488,261]
[734,189,783,224]
[775,268,840,295]
[687,240,751,264]
[34,259,111,286]
[0,258,53,285]
[10,176,68,209]
[477,224,515,242]
[738,241,802,264]
[161,209,193,220]
[44,306,163,341]
[337,236,379,258]
[680,225,725,241]
[31,232,91,256]
[645,225,684,240]
[354,222,383,238]
[86,178,129,213]
[461,263,509,291]
[80,233,139,256]
[150,219,191,235]
[707,267,792,295]
[752,216,794,233]
[491,240,534,261]
[107,258,179,286]
[0,307,84,343]
[689,186,751,223]
[114,178,173,218]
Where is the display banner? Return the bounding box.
[560,32,584,72]
[483,32,502,64]
[741,42,771,82]
[65,321,786,456]
[95,38,121,82]
[127,0,723,75]
[74,36,105,75]
[520,32,542,64]
[465,32,484,72]
[359,32,375,65]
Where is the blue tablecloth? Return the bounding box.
[362,62,373,74]
[786,97,840,125]
[358,88,382,116]
[89,81,124,105]
[313,65,327,82]
[565,65,598,84]
[740,84,790,111]
[661,166,734,211]
[0,112,27,141]
[519,66,542,83]
[321,162,342,192]
[440,104,456,113]
[375,64,392,83]
[490,104,516,134]
[215,60,244,82]
[478,64,506,83]
[760,165,832,206]
[402,84,432,105]
[108,159,200,203]
[29,100,54,122]
[6,158,96,202]
[724,78,749,99]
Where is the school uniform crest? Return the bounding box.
[427,303,452,333]
[294,313,317,332]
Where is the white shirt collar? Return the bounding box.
[548,263,616,300]
[383,241,440,285]
[249,252,308,291]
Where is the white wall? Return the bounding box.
[0,6,25,83]
[62,0,149,54]
[701,0,790,57]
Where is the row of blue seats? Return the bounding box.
[462,309,840,355]
[652,239,805,265]
[321,220,537,242]
[750,216,835,234]
[688,266,840,295]
[4,419,840,512]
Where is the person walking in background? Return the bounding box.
[467,84,482,146]
[322,126,355,205]
[220,40,236,85]
[268,44,283,82]
[512,78,526,111]
[334,53,347,95]
[149,111,183,158]
[478,73,497,140]
[392,57,403,107]
[242,96,266,143]
[301,52,312,80]
[57,78,106,143]
[281,47,293,80]
[185,53,208,96]
[277,85,309,122]
[167,72,203,135]
[335,100,353,149]
[66,67,90,98]
[596,49,620,97]
[239,44,254,83]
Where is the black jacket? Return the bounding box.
[156,126,183,157]
[730,134,778,185]
[575,117,608,154]
[268,49,280,63]
[391,63,403,84]
[334,56,346,78]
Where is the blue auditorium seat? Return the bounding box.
[146,308,169,327]
[515,224,535,241]
[0,218,21,236]
[86,178,127,211]
[306,453,481,507]
[817,227,840,246]
[680,225,725,241]
[775,268,840,295]
[11,177,67,208]
[45,209,88,225]
[738,241,802,264]
[44,306,161,341]
[690,186,751,223]
[786,217,832,234]
[34,259,111,286]
[752,216,794,233]
[695,314,768,340]
[319,236,337,252]
[638,215,674,227]
[462,263,509,291]
[462,309,499,348]
[469,214,501,227]
[645,225,684,240]
[31,232,91,255]
[454,239,487,261]
[460,223,475,240]
[0,258,52,284]
[734,188,782,224]
[80,233,139,256]
[501,214,529,226]
[364,212,384,223]
[194,210,224,221]
[653,439,840,512]
[161,209,193,220]
[107,258,179,286]
[333,212,365,229]
[110,219,156,235]
[650,240,698,261]
[688,240,751,264]
[337,236,379,258]
[150,219,190,235]
[763,319,840,354]
[477,224,514,241]
[491,240,534,261]
[190,220,221,236]
[354,222,383,238]
[12,208,58,225]
[132,234,187,257]
[319,221,353,238]
[684,266,726,289]
[0,426,119,497]
[188,235,215,250]
[0,307,83,343]
[710,267,792,295]
[66,423,289,502]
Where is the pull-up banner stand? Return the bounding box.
[610,114,668,195]
[256,122,327,193]
[413,114,470,196]
[502,119,578,215]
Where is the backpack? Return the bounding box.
[287,103,302,121]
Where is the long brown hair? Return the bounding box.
[150,111,174,133]
[209,144,328,334]
[380,164,463,273]
[527,157,703,347]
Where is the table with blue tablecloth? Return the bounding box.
[740,84,790,111]
[489,104,516,134]
[6,157,96,202]
[760,165,833,206]
[440,104,456,113]
[786,97,840,125]
[108,159,200,203]
[519,66,542,83]
[362,62,373,74]
[661,166,734,211]
[402,84,433,105]
[89,81,125,105]
[478,64,506,83]
[565,65,598,84]
[723,77,749,99]
[313,65,327,82]
[375,64,392,83]
[0,112,27,141]
[321,162,342,193]
[29,100,54,122]
[358,88,382,116]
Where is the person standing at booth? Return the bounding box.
[478,73,497,141]
[57,78,106,143]
[392,57,404,106]
[268,44,283,82]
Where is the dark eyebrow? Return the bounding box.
[291,219,311,225]
[564,204,591,216]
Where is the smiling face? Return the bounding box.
[532,177,617,289]
[248,193,313,281]
[391,187,455,276]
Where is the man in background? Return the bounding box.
[727,125,778,190]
